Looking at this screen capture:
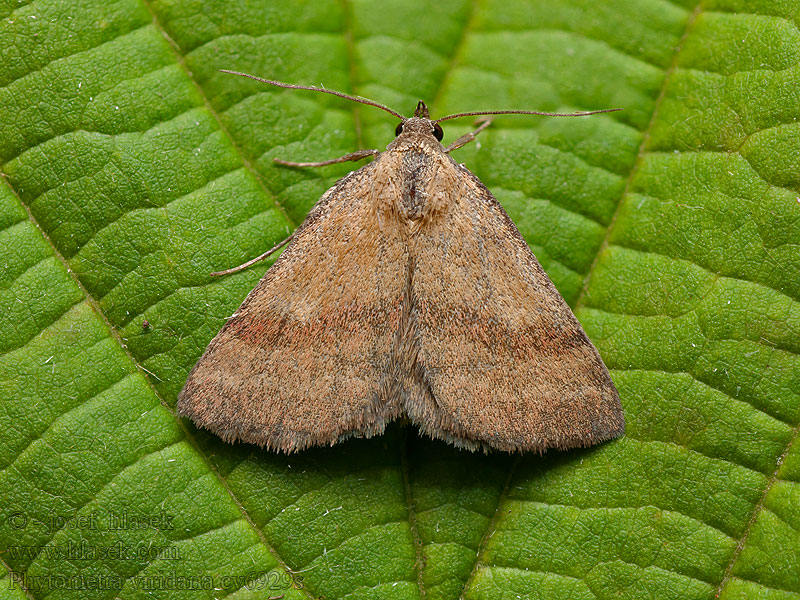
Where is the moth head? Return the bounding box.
[394,120,444,142]
[395,101,444,141]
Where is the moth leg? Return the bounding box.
[210,233,295,277]
[274,148,379,168]
[445,118,493,153]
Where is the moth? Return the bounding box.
[178,71,625,454]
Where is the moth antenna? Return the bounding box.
[219,70,406,120]
[434,107,622,123]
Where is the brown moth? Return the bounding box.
[178,72,625,454]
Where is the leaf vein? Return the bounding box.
[573,3,705,311]
[612,366,796,431]
[458,455,520,600]
[714,416,800,596]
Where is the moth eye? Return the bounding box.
[433,122,444,141]
[395,122,404,136]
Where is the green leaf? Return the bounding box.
[1,1,798,599]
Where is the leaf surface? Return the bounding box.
[1,1,799,599]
